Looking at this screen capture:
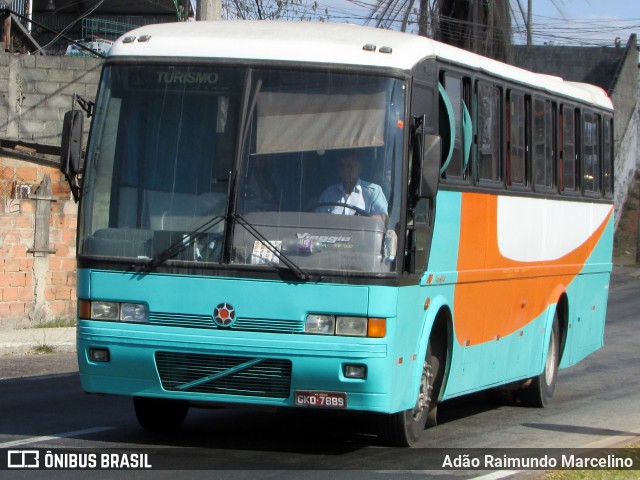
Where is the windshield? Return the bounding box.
[79,64,405,276]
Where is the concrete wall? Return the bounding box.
[0,48,101,144]
[615,104,639,218]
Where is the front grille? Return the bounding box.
[155,351,292,399]
[150,312,212,329]
[149,312,303,334]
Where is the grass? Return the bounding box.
[543,441,640,479]
[28,319,76,354]
[31,343,57,354]
[33,317,77,329]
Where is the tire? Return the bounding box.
[519,313,560,408]
[378,343,436,447]
[133,396,189,432]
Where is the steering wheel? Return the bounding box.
[314,202,370,217]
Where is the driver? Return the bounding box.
[316,151,388,221]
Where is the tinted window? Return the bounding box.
[583,112,601,193]
[508,91,527,186]
[561,106,577,192]
[477,83,502,182]
[533,99,555,189]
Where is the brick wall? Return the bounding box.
[0,47,97,327]
[0,157,77,327]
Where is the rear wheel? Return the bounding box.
[378,343,436,447]
[133,397,189,432]
[519,313,560,407]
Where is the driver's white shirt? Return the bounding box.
[325,184,365,215]
[316,179,387,216]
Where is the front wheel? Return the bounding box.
[133,397,189,432]
[519,313,560,407]
[377,344,435,447]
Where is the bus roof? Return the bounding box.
[109,21,613,110]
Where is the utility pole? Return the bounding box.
[197,0,222,21]
[526,0,532,46]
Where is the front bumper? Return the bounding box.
[77,320,398,413]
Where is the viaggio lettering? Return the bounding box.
[296,232,351,244]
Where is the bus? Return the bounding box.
[60,21,614,447]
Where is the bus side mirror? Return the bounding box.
[60,110,84,202]
[60,110,84,177]
[417,134,441,199]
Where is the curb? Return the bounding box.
[0,327,76,355]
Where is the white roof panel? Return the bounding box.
[109,21,435,70]
[109,21,613,110]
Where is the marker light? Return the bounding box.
[367,318,387,338]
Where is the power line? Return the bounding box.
[315,1,639,47]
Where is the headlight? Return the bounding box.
[305,314,386,338]
[80,300,148,323]
[336,316,367,337]
[90,301,119,321]
[305,314,335,335]
[120,303,148,323]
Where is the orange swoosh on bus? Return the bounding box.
[453,193,612,346]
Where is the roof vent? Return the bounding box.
[362,44,376,52]
[138,35,152,43]
[122,36,136,44]
[379,46,393,54]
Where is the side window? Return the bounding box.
[442,74,464,179]
[583,111,601,194]
[507,91,527,187]
[476,82,502,183]
[533,98,555,189]
[561,105,577,192]
[603,116,613,196]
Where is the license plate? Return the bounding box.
[295,391,347,409]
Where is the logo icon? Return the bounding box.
[213,303,236,327]
[7,450,39,468]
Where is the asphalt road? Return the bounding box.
[1,272,639,479]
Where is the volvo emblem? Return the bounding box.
[213,303,236,327]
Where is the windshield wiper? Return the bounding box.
[143,215,225,272]
[232,213,311,282]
